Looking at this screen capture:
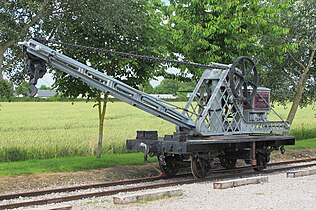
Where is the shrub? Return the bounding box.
[0,80,13,100]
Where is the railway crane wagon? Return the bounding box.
[19,39,295,178]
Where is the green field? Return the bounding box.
[0,102,315,162]
[0,153,157,176]
[269,104,316,140]
[0,102,174,161]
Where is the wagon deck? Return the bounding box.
[126,134,295,154]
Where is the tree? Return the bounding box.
[164,0,292,79]
[16,81,31,97]
[43,0,167,157]
[153,78,196,100]
[178,81,196,100]
[262,0,315,124]
[38,85,51,90]
[140,83,155,94]
[0,0,58,81]
[0,80,13,99]
[154,79,180,94]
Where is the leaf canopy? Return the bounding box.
[165,0,292,78]
[44,0,168,99]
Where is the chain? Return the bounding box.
[34,38,229,69]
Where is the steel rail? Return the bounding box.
[268,157,316,166]
[1,158,316,209]
[0,175,167,201]
[1,157,316,202]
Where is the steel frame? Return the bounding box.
[19,39,290,137]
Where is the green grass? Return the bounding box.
[0,101,174,161]
[1,138,315,177]
[269,104,316,140]
[0,101,315,162]
[0,153,156,176]
[286,138,316,150]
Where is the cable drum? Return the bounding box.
[229,56,258,103]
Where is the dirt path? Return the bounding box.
[0,149,315,194]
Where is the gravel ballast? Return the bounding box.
[67,166,316,210]
[2,149,316,210]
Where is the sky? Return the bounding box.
[37,72,55,87]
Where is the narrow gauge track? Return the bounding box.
[2,157,316,201]
[0,175,169,200]
[1,158,316,209]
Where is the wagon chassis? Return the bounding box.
[128,131,294,178]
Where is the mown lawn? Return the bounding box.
[0,101,315,161]
[0,153,158,176]
[286,138,316,150]
[0,138,315,176]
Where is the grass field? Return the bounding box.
[0,101,315,162]
[269,104,316,140]
[0,138,315,177]
[0,101,174,161]
[0,153,157,176]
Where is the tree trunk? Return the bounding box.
[96,94,108,158]
[286,70,309,124]
[286,49,315,124]
[0,51,4,80]
[0,39,15,80]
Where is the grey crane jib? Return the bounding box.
[19,39,290,137]
[19,39,196,130]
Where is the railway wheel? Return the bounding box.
[191,157,210,179]
[159,155,180,177]
[219,156,237,169]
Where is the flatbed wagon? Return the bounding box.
[127,131,295,178]
[127,133,295,154]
